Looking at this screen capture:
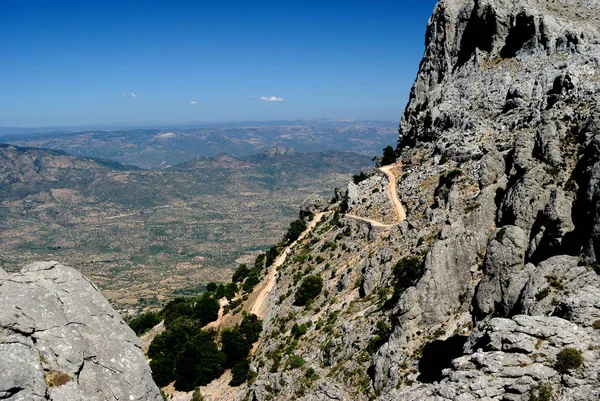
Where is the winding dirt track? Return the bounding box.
[249,162,405,319]
[154,163,407,398]
[345,162,406,226]
[251,212,326,319]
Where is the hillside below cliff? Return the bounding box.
[203,1,600,400]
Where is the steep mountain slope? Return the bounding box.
[0,144,372,310]
[212,1,600,400]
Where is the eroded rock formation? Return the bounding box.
[0,262,162,401]
[240,1,600,400]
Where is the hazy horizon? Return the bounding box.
[0,118,399,132]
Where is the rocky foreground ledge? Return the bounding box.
[0,261,161,401]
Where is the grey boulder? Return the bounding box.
[0,262,162,401]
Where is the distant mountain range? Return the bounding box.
[0,120,397,169]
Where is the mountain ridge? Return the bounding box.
[0,121,397,170]
[215,1,600,400]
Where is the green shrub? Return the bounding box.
[192,293,220,326]
[529,382,553,401]
[191,388,205,401]
[173,334,226,391]
[446,169,463,181]
[266,246,280,267]
[381,146,397,166]
[287,355,305,369]
[150,355,176,387]
[228,299,242,311]
[304,367,319,381]
[439,153,449,165]
[294,275,323,306]
[353,171,370,184]
[242,272,260,293]
[239,314,263,344]
[221,328,252,368]
[332,212,342,227]
[291,323,309,338]
[392,257,424,299]
[206,282,218,293]
[232,264,250,283]
[495,227,508,242]
[150,327,225,391]
[535,287,551,302]
[128,311,161,335]
[214,284,226,299]
[286,219,308,244]
[148,284,262,389]
[254,253,266,271]
[545,274,564,290]
[555,348,583,373]
[224,282,239,300]
[163,298,193,329]
[366,320,392,355]
[340,195,349,213]
[229,359,251,386]
[220,315,262,372]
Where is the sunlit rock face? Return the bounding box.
[241,1,600,400]
[0,261,162,401]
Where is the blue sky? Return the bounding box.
[0,0,438,127]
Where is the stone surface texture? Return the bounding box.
[236,0,600,400]
[0,261,162,401]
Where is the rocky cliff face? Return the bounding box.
[0,261,162,401]
[237,1,600,400]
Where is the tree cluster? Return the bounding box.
[149,311,262,390]
[380,145,397,166]
[285,219,307,244]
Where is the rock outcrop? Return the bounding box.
[234,1,600,401]
[0,261,162,401]
[299,194,328,218]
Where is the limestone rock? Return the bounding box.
[0,261,162,401]
[299,194,328,217]
[519,255,600,316]
[498,166,553,232]
[478,146,506,188]
[243,1,600,400]
[474,225,530,319]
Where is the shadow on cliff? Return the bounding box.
[417,336,467,383]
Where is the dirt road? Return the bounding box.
[346,162,406,226]
[250,212,326,318]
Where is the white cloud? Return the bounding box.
[190,100,197,105]
[260,96,284,102]
[120,92,126,97]
[131,92,139,98]
[248,95,256,99]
